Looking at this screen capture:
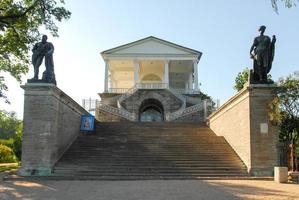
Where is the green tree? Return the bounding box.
[234,68,274,92]
[12,123,22,160]
[234,68,250,92]
[0,110,22,139]
[269,71,299,171]
[0,0,71,102]
[0,110,23,161]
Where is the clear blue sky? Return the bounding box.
[1,0,299,118]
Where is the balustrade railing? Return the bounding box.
[167,87,186,103]
[171,89,201,94]
[108,84,200,94]
[167,99,215,121]
[117,83,168,109]
[97,102,135,121]
[108,88,130,94]
[99,83,216,122]
[166,88,187,119]
[117,85,139,109]
[136,83,167,89]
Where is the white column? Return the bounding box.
[189,73,193,89]
[104,59,109,92]
[110,77,114,89]
[164,60,169,88]
[134,59,139,85]
[193,60,199,91]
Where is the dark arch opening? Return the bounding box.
[139,99,164,122]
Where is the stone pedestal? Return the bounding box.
[18,83,88,176]
[208,84,279,176]
[274,167,288,183]
[248,84,279,176]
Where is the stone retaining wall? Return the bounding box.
[19,83,88,176]
[208,84,279,176]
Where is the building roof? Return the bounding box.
[101,36,202,60]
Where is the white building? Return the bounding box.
[96,36,212,122]
[102,36,202,93]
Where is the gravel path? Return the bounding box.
[0,179,298,200]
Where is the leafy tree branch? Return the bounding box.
[0,0,71,102]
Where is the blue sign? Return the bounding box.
[80,115,95,131]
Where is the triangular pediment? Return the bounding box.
[101,36,202,57]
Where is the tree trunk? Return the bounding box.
[289,142,297,171]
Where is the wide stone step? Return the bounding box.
[55,168,246,172]
[52,172,248,177]
[53,122,248,179]
[57,162,244,166]
[59,157,242,161]
[54,172,248,177]
[54,164,246,169]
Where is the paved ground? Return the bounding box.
[0,179,298,200]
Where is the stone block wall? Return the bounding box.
[249,86,280,175]
[97,89,205,122]
[208,84,279,176]
[208,88,251,169]
[98,93,120,106]
[122,89,182,115]
[19,83,88,176]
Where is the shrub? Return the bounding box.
[0,144,17,163]
[0,122,23,161]
[12,131,22,160]
[0,138,14,148]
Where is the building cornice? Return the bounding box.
[101,36,202,60]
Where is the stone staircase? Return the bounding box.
[52,122,248,180]
[97,83,211,122]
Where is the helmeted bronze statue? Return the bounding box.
[249,25,276,83]
[29,35,56,85]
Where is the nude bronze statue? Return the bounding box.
[29,35,56,85]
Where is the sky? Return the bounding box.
[1,0,299,119]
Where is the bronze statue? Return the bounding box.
[29,35,56,85]
[249,25,276,83]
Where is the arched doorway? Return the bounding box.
[139,99,164,122]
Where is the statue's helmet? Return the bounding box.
[259,25,266,32]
